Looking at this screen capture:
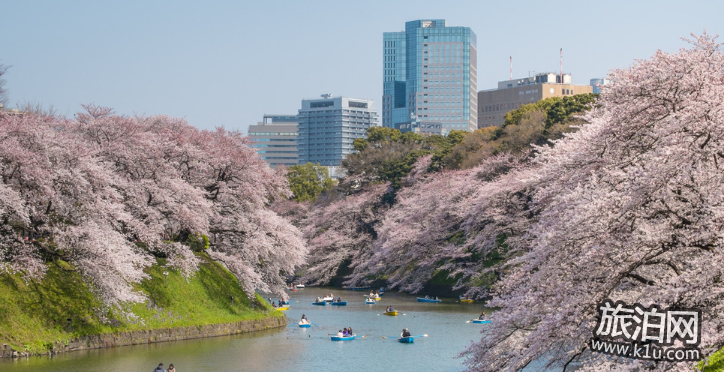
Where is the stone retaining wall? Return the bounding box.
[1,315,286,358]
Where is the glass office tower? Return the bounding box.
[383,19,477,133]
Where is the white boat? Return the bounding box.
[296,284,305,288]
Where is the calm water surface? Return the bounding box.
[2,287,494,372]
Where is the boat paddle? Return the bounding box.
[383,334,428,339]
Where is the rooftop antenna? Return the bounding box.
[559,48,563,82]
[510,56,512,80]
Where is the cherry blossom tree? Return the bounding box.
[292,183,389,286]
[463,33,724,371]
[350,153,532,295]
[0,106,306,312]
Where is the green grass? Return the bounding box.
[700,347,724,372]
[0,253,283,354]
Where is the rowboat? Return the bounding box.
[347,286,370,291]
[472,319,491,324]
[296,284,305,288]
[398,336,414,343]
[365,299,376,304]
[459,298,473,303]
[417,297,441,303]
[331,301,347,306]
[276,306,290,311]
[384,311,398,316]
[299,322,311,328]
[312,301,327,306]
[330,335,356,341]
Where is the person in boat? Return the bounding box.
[385,306,390,312]
[425,295,430,299]
[271,301,277,307]
[316,297,321,303]
[387,305,394,312]
[478,312,486,320]
[435,296,439,301]
[401,328,411,337]
[336,296,341,302]
[337,330,344,337]
[301,314,309,323]
[347,327,353,336]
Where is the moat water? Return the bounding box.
[2,287,497,372]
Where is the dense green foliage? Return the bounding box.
[0,253,281,354]
[435,94,597,170]
[503,93,597,128]
[343,94,597,185]
[343,128,468,190]
[286,163,336,202]
[185,233,210,252]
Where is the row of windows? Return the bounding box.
[253,144,297,148]
[423,86,464,92]
[419,108,462,113]
[518,89,540,95]
[257,150,296,154]
[423,79,462,85]
[482,102,523,112]
[251,132,298,136]
[251,138,296,142]
[419,101,463,107]
[424,71,461,77]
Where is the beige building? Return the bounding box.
[249,115,299,168]
[478,73,593,128]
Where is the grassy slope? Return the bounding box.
[0,253,282,353]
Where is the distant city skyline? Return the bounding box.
[1,0,722,134]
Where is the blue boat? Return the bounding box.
[348,286,370,291]
[299,323,311,328]
[417,297,442,303]
[331,301,347,306]
[472,319,491,324]
[312,301,327,306]
[398,336,414,343]
[331,335,356,341]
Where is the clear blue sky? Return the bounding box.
[2,0,722,133]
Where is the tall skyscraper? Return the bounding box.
[383,19,477,134]
[297,94,378,166]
